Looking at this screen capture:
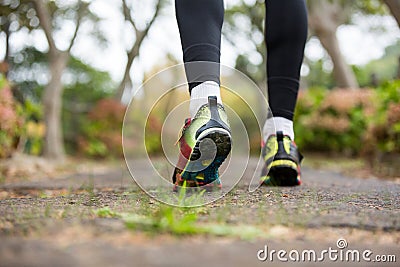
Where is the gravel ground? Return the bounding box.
[0,158,399,267]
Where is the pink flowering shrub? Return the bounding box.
[0,76,24,158]
[295,87,374,155]
[295,80,400,155]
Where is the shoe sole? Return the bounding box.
[180,129,231,185]
[261,159,300,186]
[173,179,222,193]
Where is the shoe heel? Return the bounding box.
[181,96,232,183]
[268,164,299,186]
[195,96,231,140]
[265,132,301,186]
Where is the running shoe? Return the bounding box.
[260,131,303,186]
[172,96,231,191]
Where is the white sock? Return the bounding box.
[263,117,294,141]
[190,81,222,118]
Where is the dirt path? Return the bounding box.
[0,158,399,266]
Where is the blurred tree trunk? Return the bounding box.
[4,21,10,77]
[33,0,83,160]
[308,0,359,89]
[317,31,358,89]
[42,50,68,159]
[115,0,164,102]
[383,0,400,27]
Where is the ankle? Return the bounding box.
[263,117,294,141]
[189,81,222,118]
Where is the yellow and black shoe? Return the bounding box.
[172,96,232,191]
[260,131,303,186]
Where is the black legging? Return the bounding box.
[175,0,308,120]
